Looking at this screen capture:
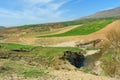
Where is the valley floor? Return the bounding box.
[0,70,118,80]
[48,70,118,80]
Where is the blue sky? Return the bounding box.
[0,0,120,27]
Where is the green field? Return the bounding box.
[0,43,80,57]
[0,43,81,64]
[0,43,33,50]
[0,43,81,78]
[39,19,114,37]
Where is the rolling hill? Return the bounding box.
[0,7,120,47]
[0,6,120,80]
[80,7,120,19]
[39,19,114,37]
[0,19,119,47]
[0,26,5,29]
[35,20,120,47]
[1,7,120,34]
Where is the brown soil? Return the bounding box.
[0,20,120,47]
[35,20,120,47]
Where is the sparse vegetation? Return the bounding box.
[0,43,33,50]
[101,53,120,78]
[106,30,120,59]
[0,5,120,80]
[0,43,81,78]
[100,29,120,78]
[2,60,47,77]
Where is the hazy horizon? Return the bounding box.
[0,0,120,27]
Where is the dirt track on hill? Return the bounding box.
[39,25,81,36]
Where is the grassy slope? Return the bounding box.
[100,48,120,77]
[0,43,80,57]
[39,19,115,37]
[0,43,80,78]
[17,18,118,28]
[8,18,114,32]
[0,43,33,50]
[15,19,96,29]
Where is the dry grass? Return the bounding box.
[0,20,120,47]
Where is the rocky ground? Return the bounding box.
[48,70,118,80]
[0,70,119,80]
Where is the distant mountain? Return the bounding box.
[1,7,120,30]
[80,7,120,19]
[0,26,5,29]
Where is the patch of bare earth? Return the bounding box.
[0,70,117,80]
[36,20,120,47]
[1,20,120,47]
[48,70,117,80]
[39,25,81,36]
[0,25,80,45]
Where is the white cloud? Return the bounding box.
[0,8,21,19]
[23,0,52,4]
[0,0,70,26]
